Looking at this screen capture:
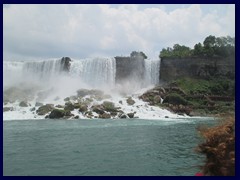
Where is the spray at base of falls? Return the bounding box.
[3,57,179,120]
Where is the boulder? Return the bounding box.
[55,105,64,108]
[77,89,90,97]
[163,93,188,105]
[127,113,134,118]
[64,103,75,111]
[64,97,70,101]
[36,104,54,115]
[79,105,88,113]
[49,109,65,119]
[3,107,13,112]
[30,107,36,111]
[126,97,135,105]
[119,113,127,119]
[102,101,118,112]
[92,105,105,115]
[74,115,79,119]
[19,101,28,107]
[99,113,111,119]
[153,95,162,104]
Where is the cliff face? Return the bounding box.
[160,56,235,81]
[115,56,145,84]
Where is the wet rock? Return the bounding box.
[74,115,79,119]
[102,101,118,112]
[126,97,135,105]
[55,104,64,108]
[64,102,75,111]
[19,101,28,107]
[3,107,13,112]
[92,105,105,115]
[163,93,188,105]
[127,113,134,118]
[37,104,54,115]
[77,89,90,97]
[64,97,70,101]
[119,113,127,119]
[99,113,111,119]
[119,100,123,104]
[79,105,88,113]
[49,109,65,119]
[153,95,162,104]
[30,107,36,111]
[110,112,118,116]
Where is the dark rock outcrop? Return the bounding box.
[49,109,65,119]
[126,97,135,105]
[19,101,28,107]
[60,57,71,72]
[160,56,235,81]
[3,107,13,112]
[37,104,54,115]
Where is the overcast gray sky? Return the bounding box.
[3,4,235,60]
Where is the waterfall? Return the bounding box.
[22,59,64,80]
[3,57,160,90]
[144,59,160,86]
[69,57,116,89]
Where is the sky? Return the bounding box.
[3,4,235,60]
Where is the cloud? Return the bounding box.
[3,4,235,60]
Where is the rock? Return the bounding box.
[110,112,117,116]
[35,102,43,107]
[119,113,127,119]
[19,101,28,107]
[165,116,169,118]
[74,115,79,119]
[70,96,78,101]
[92,105,105,115]
[79,105,88,113]
[73,103,81,109]
[64,97,70,101]
[3,107,13,112]
[36,104,54,115]
[77,89,90,97]
[126,97,135,105]
[64,103,75,111]
[60,57,71,72]
[30,107,36,111]
[119,100,123,104]
[102,101,118,112]
[55,105,64,108]
[127,113,134,118]
[64,110,74,117]
[163,93,188,105]
[153,95,162,104]
[99,113,111,119]
[49,109,65,119]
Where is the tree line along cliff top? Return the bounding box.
[159,35,235,59]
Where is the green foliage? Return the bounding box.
[130,51,148,59]
[159,35,235,59]
[174,77,235,96]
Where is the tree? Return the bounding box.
[130,51,147,59]
[193,43,204,56]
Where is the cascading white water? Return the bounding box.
[69,57,116,89]
[143,59,160,87]
[22,59,64,80]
